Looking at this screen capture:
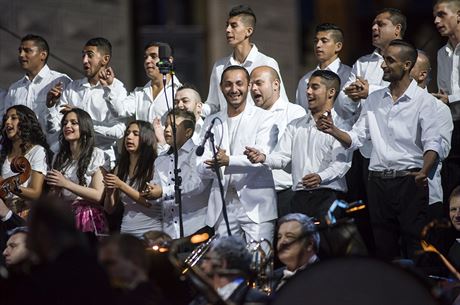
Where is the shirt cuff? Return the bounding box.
[423,143,440,156]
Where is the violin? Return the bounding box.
[0,156,32,199]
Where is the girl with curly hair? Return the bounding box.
[0,105,52,215]
[46,108,108,234]
[103,120,161,238]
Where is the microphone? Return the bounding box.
[157,44,173,74]
[196,117,217,156]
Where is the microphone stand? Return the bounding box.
[208,131,231,236]
[160,62,184,238]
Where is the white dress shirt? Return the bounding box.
[337,50,390,159]
[267,97,306,191]
[56,78,127,164]
[295,58,351,113]
[265,110,352,193]
[347,80,441,171]
[428,98,453,204]
[153,139,211,238]
[4,65,71,147]
[106,77,182,125]
[203,44,287,116]
[437,42,460,121]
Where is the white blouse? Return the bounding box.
[120,177,163,238]
[54,147,106,201]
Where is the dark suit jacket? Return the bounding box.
[448,241,460,272]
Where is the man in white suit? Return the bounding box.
[198,65,278,244]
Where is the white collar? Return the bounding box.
[315,57,342,73]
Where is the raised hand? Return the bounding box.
[316,111,335,134]
[99,67,115,87]
[59,104,74,114]
[46,81,64,108]
[244,146,266,163]
[344,77,369,101]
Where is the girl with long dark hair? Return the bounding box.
[0,105,52,216]
[46,108,107,233]
[103,120,161,237]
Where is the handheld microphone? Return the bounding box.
[196,117,217,156]
[157,44,173,74]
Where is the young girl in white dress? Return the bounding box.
[46,108,107,234]
[103,120,162,238]
[0,105,52,216]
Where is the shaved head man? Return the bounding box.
[250,66,281,110]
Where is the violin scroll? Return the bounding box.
[0,156,32,199]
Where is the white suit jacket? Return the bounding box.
[198,103,278,226]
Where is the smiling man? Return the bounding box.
[317,40,440,261]
[245,70,352,220]
[203,4,287,116]
[198,65,277,244]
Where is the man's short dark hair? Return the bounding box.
[7,226,28,237]
[85,37,112,57]
[167,108,196,133]
[220,65,250,85]
[435,0,460,11]
[311,70,341,100]
[278,213,320,252]
[315,23,344,43]
[144,41,173,57]
[21,34,49,62]
[388,39,417,70]
[378,8,407,37]
[229,4,256,28]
